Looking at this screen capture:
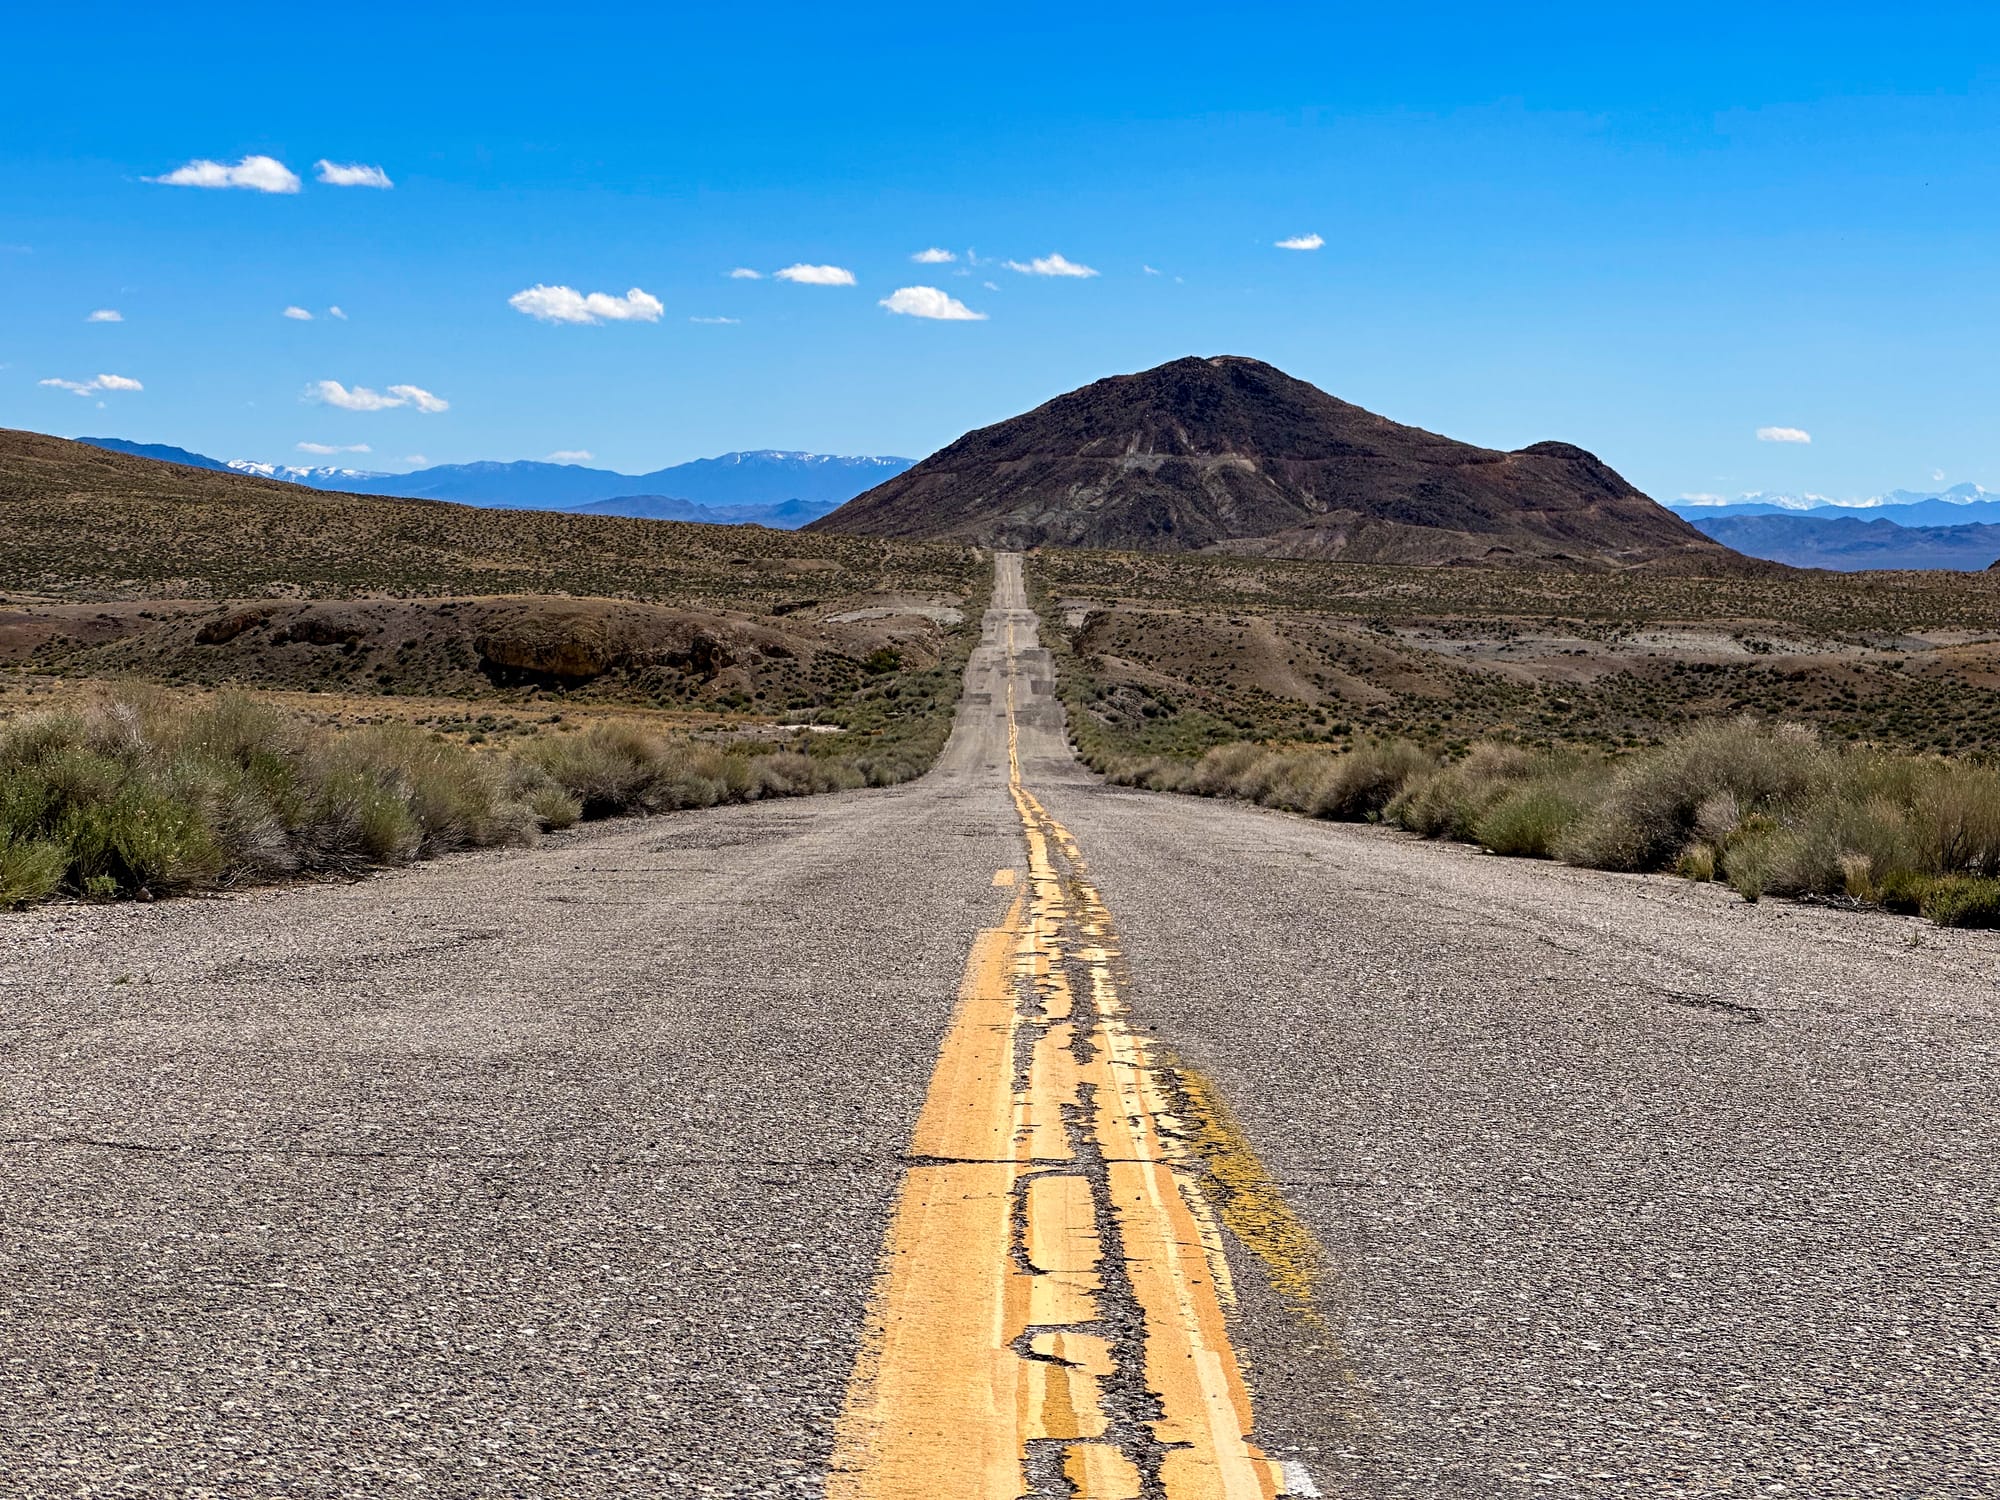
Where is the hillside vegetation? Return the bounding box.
[1033,547,2000,925]
[0,429,992,908]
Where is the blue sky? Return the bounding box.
[4,2,1997,501]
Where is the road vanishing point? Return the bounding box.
[4,555,1996,1497]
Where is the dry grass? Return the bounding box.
[0,649,978,909]
[1087,716,2000,928]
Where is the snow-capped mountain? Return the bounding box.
[1669,483,2000,527]
[226,459,392,485]
[76,436,917,528]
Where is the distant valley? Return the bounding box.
[77,438,915,528]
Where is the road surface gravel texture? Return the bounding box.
[3,555,1995,1497]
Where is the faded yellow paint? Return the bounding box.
[1065,1442,1144,1498]
[831,653,1298,1498]
[1171,1058,1326,1319]
[993,868,1018,886]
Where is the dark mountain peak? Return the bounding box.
[810,356,1740,570]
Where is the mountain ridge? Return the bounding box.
[811,355,1740,570]
[76,437,914,517]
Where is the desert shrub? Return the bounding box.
[1238,749,1340,813]
[1474,775,1595,858]
[1560,719,1832,873]
[305,770,423,868]
[1388,744,1541,841]
[1911,764,2000,876]
[1676,843,1717,882]
[0,833,66,908]
[1920,875,2000,928]
[1186,743,1270,798]
[1875,866,1931,914]
[523,722,662,818]
[1307,740,1435,822]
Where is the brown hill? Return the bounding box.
[810,356,1745,570]
[0,426,982,707]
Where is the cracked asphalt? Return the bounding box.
[4,555,1997,1497]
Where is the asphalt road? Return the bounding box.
[3,555,1995,1497]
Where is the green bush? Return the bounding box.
[1920,874,2000,928]
[1388,744,1539,841]
[1560,718,1831,873]
[0,834,65,908]
[1475,777,1594,859]
[1306,740,1435,822]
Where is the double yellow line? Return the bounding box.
[829,677,1295,1498]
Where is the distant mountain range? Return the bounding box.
[1687,513,2000,572]
[1668,484,2000,569]
[1669,484,2000,527]
[77,438,915,528]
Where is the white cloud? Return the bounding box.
[306,379,447,413]
[1142,265,1162,276]
[1933,468,1947,482]
[328,305,348,320]
[315,160,393,189]
[1756,426,1811,444]
[85,308,122,322]
[983,280,1000,291]
[283,305,314,321]
[774,263,857,286]
[1004,253,1098,278]
[1275,233,1324,251]
[296,441,372,455]
[1678,493,1728,504]
[728,267,763,279]
[41,373,142,396]
[880,286,986,321]
[911,247,957,264]
[149,155,300,193]
[403,454,429,466]
[387,383,448,413]
[508,283,664,324]
[689,315,741,324]
[546,450,594,463]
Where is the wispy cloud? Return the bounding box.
[149,155,300,193]
[911,248,957,264]
[85,308,123,322]
[40,373,142,396]
[508,284,664,324]
[1756,426,1811,444]
[388,384,448,413]
[880,286,986,321]
[728,267,763,279]
[1142,265,1162,276]
[689,315,741,324]
[1275,233,1324,251]
[403,454,428,467]
[296,441,372,456]
[546,449,594,463]
[328,305,348,320]
[306,379,448,413]
[1004,253,1098,278]
[283,305,314,321]
[1678,493,1727,504]
[315,160,393,189]
[774,263,857,286]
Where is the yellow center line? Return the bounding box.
[830,642,1298,1498]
